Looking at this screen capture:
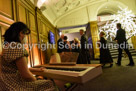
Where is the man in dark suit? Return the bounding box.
[78,29,90,64]
[57,34,64,53]
[114,23,134,66]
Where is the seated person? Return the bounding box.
[0,22,56,90]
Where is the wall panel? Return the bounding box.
[0,0,58,67]
[29,12,36,31]
[29,12,40,66]
[31,32,41,66]
[0,0,14,25]
[18,5,26,23]
[0,0,13,19]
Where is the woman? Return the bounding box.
[0,22,55,90]
[72,38,80,52]
[71,38,82,64]
[99,31,113,67]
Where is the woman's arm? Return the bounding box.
[16,57,36,82]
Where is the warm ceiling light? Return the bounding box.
[41,0,46,3]
[37,0,47,8]
[59,32,62,36]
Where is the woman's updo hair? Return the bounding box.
[74,37,80,43]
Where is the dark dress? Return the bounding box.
[71,43,80,53]
[78,34,90,64]
[0,42,55,91]
[71,43,81,64]
[100,37,113,64]
[57,38,63,53]
[63,41,71,52]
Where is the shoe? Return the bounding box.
[126,63,135,66]
[116,62,121,66]
[109,64,113,67]
[102,64,105,67]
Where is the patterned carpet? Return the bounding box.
[74,57,136,91]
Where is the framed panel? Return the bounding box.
[31,32,41,66]
[42,23,46,36]
[41,22,48,36]
[25,35,32,67]
[18,4,27,24]
[39,36,46,64]
[31,32,38,43]
[0,0,13,19]
[29,12,36,32]
[37,18,41,34]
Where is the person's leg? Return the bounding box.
[87,58,91,64]
[124,48,134,65]
[80,50,88,64]
[76,52,82,64]
[117,47,122,65]
[86,51,91,64]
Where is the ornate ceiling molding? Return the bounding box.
[54,0,106,25]
[34,0,128,27]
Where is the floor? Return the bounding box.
[73,57,136,91]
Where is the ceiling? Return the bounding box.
[39,0,94,16]
[30,0,136,28]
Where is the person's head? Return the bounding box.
[117,23,121,29]
[64,36,68,41]
[3,22,30,43]
[60,34,64,39]
[100,31,106,37]
[79,29,84,35]
[74,38,79,43]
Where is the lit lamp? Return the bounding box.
[41,0,46,3]
[59,32,62,36]
[37,0,47,10]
